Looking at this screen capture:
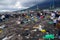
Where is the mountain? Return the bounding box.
[26,0,60,10]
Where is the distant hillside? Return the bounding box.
[28,0,60,10]
[25,0,60,10]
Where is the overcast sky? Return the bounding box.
[0,0,46,12]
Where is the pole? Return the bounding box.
[37,5,38,10]
[52,0,54,9]
[50,0,51,10]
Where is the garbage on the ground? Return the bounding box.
[0,11,60,40]
[22,30,30,36]
[2,35,14,40]
[16,21,21,24]
[0,29,3,33]
[43,34,55,39]
[40,29,46,33]
[50,16,54,20]
[33,24,46,33]
[1,15,5,20]
[34,18,38,22]
[39,38,44,40]
[58,16,60,21]
[56,23,60,29]
[0,18,2,22]
[23,21,28,24]
[33,25,39,29]
[28,19,31,22]
[40,16,44,19]
[25,36,29,39]
[25,15,29,19]
[21,21,24,24]
[47,16,50,18]
[0,25,5,29]
[5,14,10,19]
[38,24,44,31]
[40,13,43,15]
[24,28,29,30]
[58,36,60,39]
[32,29,37,32]
[48,21,53,24]
[31,16,34,21]
[2,37,8,40]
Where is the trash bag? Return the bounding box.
[25,15,29,19]
[40,16,44,19]
[47,16,50,18]
[34,18,38,22]
[31,37,38,40]
[0,19,2,22]
[21,30,30,36]
[56,23,60,29]
[48,21,53,24]
[41,29,46,33]
[5,14,9,19]
[21,21,24,24]
[0,29,3,33]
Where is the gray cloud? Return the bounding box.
[0,0,46,11]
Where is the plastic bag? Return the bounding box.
[43,34,54,39]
